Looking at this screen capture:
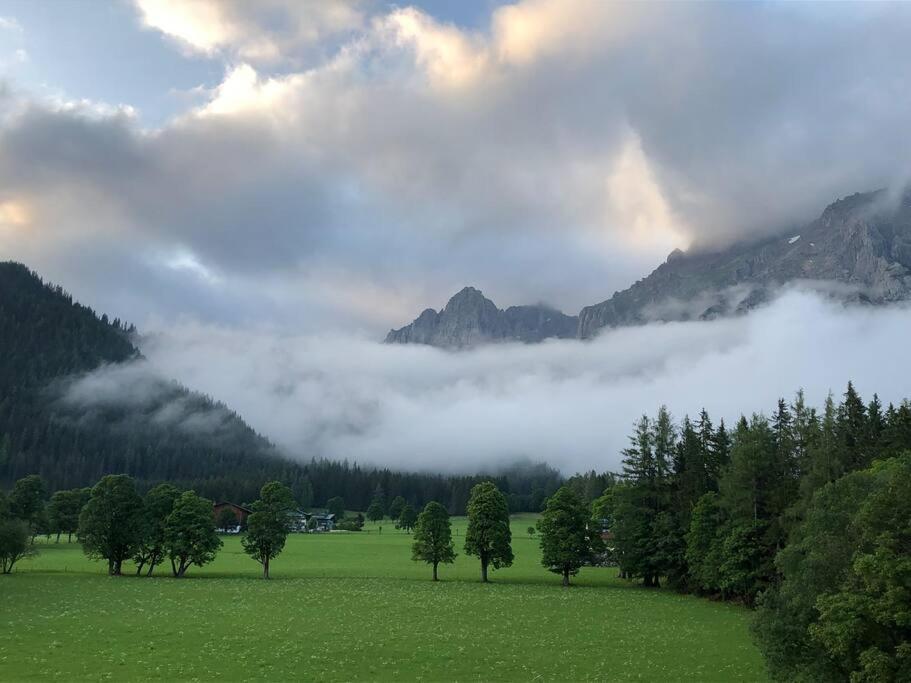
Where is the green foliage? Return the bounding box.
[134,483,180,576]
[464,482,513,582]
[216,506,238,533]
[0,517,35,573]
[47,488,86,543]
[336,514,365,531]
[164,491,221,577]
[326,496,346,521]
[537,486,601,586]
[77,475,144,575]
[411,501,455,580]
[754,454,911,682]
[366,500,385,523]
[242,481,296,578]
[396,503,417,532]
[685,492,725,593]
[9,474,46,531]
[388,495,406,521]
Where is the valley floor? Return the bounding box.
[0,515,766,681]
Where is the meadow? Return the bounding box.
[1,515,766,681]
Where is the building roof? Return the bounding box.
[213,501,253,514]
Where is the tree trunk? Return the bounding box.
[135,560,145,576]
[112,559,122,576]
[68,532,72,543]
[56,532,61,543]
[433,561,438,581]
[562,567,570,587]
[147,562,156,577]
[171,558,178,577]
[481,559,489,583]
[263,557,270,580]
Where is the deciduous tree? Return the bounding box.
[411,502,455,580]
[396,503,417,532]
[78,475,144,575]
[464,482,513,582]
[537,486,601,586]
[164,491,221,577]
[242,481,296,579]
[0,518,35,573]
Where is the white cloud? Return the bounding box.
[83,289,908,476]
[134,0,364,62]
[0,16,23,33]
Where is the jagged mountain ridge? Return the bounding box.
[384,286,578,347]
[387,189,911,346]
[578,189,911,337]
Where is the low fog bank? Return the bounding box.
[67,288,911,475]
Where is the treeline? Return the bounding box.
[0,473,302,578]
[0,262,560,512]
[600,384,911,681]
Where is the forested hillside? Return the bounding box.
[0,262,560,510]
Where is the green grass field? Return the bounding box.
[1,515,766,681]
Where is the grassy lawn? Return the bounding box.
[0,514,766,681]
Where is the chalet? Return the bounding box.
[310,513,335,532]
[291,511,336,532]
[212,501,252,533]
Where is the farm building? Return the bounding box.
[291,511,336,532]
[212,501,252,532]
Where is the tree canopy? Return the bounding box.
[464,482,513,582]
[77,474,144,576]
[242,481,296,579]
[537,486,601,586]
[411,501,455,581]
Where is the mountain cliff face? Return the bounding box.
[388,189,911,346]
[578,189,911,337]
[385,287,578,347]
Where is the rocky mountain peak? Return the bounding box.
[387,187,911,347]
[385,287,577,347]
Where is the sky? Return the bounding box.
[3,1,911,473]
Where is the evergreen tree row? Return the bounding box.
[599,384,911,681]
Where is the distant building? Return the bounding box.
[291,511,336,532]
[213,501,252,533]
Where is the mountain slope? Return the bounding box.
[388,189,911,346]
[579,189,911,337]
[0,262,307,502]
[0,262,561,511]
[385,286,578,347]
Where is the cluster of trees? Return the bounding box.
[0,262,562,514]
[365,488,418,531]
[409,480,601,588]
[0,471,303,580]
[598,384,911,681]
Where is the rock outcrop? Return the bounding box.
[388,189,911,346]
[385,287,578,347]
[578,189,911,337]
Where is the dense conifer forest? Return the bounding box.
[0,262,560,511]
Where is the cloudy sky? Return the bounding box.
[3,1,911,472]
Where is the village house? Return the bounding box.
[212,501,252,533]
